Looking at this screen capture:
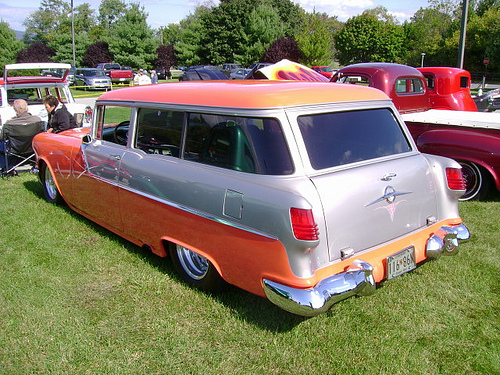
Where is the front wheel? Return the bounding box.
[40,163,63,204]
[458,161,490,201]
[169,244,226,292]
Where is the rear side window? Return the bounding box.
[460,76,469,88]
[184,113,293,175]
[298,108,411,170]
[395,78,424,94]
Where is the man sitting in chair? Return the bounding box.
[0,99,44,174]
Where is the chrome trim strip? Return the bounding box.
[263,259,376,317]
[117,182,278,241]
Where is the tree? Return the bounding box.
[154,45,177,69]
[296,12,334,66]
[236,3,287,65]
[262,37,302,63]
[16,43,55,63]
[199,0,254,65]
[403,4,458,66]
[96,0,127,41]
[460,7,500,70]
[82,42,114,67]
[0,21,24,73]
[174,5,213,66]
[159,24,182,46]
[22,0,71,45]
[107,2,158,69]
[335,12,405,65]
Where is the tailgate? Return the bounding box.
[310,154,437,261]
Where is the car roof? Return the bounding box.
[3,63,71,84]
[97,80,388,108]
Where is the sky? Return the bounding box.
[0,0,431,32]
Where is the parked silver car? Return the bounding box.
[74,68,111,90]
[230,68,251,79]
[33,81,469,316]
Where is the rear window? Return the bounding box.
[298,108,411,170]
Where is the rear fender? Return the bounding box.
[417,129,500,191]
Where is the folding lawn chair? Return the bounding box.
[1,121,44,178]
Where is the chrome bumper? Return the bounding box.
[263,223,469,317]
[263,259,376,317]
[425,223,470,259]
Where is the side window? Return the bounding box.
[183,113,293,175]
[395,78,424,94]
[134,108,183,157]
[338,75,369,86]
[424,75,435,90]
[94,105,132,145]
[460,76,469,88]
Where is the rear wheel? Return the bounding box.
[169,244,226,292]
[40,163,63,204]
[458,161,490,201]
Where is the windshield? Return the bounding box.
[83,70,106,77]
[298,108,411,169]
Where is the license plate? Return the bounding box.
[387,246,416,280]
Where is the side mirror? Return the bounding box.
[82,134,92,144]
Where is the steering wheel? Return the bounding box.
[114,121,130,145]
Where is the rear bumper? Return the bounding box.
[263,223,469,316]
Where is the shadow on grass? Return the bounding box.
[23,178,307,331]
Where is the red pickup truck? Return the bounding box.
[332,63,500,201]
[95,63,133,85]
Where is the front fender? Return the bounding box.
[417,128,500,191]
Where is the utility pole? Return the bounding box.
[457,0,468,68]
[71,0,76,67]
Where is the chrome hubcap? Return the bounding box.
[44,167,57,200]
[176,245,209,280]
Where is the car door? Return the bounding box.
[72,105,132,231]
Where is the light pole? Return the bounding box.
[421,53,426,68]
[457,0,469,68]
[71,0,76,68]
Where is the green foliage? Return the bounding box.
[237,3,287,65]
[173,6,211,66]
[296,12,334,66]
[0,21,24,74]
[335,12,405,65]
[22,0,72,45]
[465,7,500,70]
[49,31,92,67]
[107,3,158,70]
[159,24,182,46]
[199,0,253,65]
[404,5,458,66]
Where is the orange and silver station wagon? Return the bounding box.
[33,80,470,316]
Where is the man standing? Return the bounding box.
[43,95,77,133]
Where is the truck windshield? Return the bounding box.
[298,108,411,169]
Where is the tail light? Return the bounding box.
[290,208,319,241]
[446,168,466,190]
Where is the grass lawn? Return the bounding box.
[0,173,498,374]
